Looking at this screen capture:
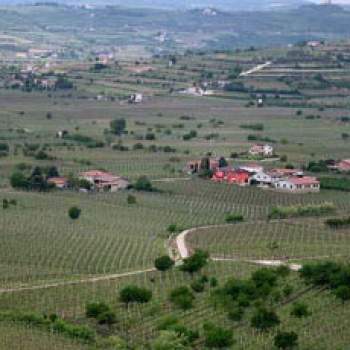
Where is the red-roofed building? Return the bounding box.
[212,169,250,186]
[274,176,320,193]
[334,160,350,172]
[47,177,68,189]
[79,170,129,192]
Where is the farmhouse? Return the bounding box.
[47,177,68,189]
[332,159,350,172]
[239,163,264,174]
[249,144,274,157]
[128,93,143,104]
[79,170,129,192]
[212,169,250,186]
[274,176,320,193]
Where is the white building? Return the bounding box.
[273,176,320,193]
[249,144,274,157]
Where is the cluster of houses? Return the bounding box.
[185,158,320,193]
[47,170,129,192]
[329,159,350,172]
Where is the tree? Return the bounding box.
[218,157,228,168]
[119,285,152,304]
[334,286,350,304]
[68,206,81,220]
[274,331,298,349]
[110,118,126,136]
[47,166,59,178]
[10,172,28,189]
[97,310,117,325]
[134,176,153,192]
[251,307,280,331]
[169,286,195,310]
[127,194,137,205]
[180,250,209,275]
[155,256,175,272]
[290,302,311,318]
[203,323,234,348]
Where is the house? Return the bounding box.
[249,144,274,157]
[79,170,129,192]
[185,158,219,175]
[128,93,143,104]
[274,176,320,193]
[47,177,68,189]
[212,168,250,186]
[250,171,273,186]
[332,159,350,172]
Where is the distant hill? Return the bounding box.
[0,0,311,11]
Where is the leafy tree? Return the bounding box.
[110,118,126,136]
[2,199,9,209]
[203,323,234,348]
[134,176,153,192]
[274,331,298,349]
[251,307,280,331]
[46,166,59,178]
[190,279,205,293]
[169,286,195,310]
[68,206,81,220]
[119,285,152,304]
[218,157,228,168]
[225,213,244,223]
[97,310,117,325]
[155,256,175,272]
[290,302,311,318]
[180,250,209,275]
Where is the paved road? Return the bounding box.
[239,61,272,77]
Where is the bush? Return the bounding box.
[10,172,28,189]
[274,331,298,349]
[68,206,81,220]
[97,310,117,325]
[251,307,280,331]
[169,286,195,310]
[203,323,234,348]
[290,302,311,318]
[320,177,350,192]
[127,194,137,205]
[190,280,205,293]
[134,176,153,192]
[119,285,152,304]
[86,302,110,318]
[225,213,244,223]
[155,256,175,272]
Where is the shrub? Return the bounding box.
[169,286,195,310]
[290,302,311,318]
[10,172,28,189]
[97,310,117,325]
[225,213,244,223]
[190,279,205,293]
[119,285,152,304]
[274,331,298,349]
[155,256,175,272]
[334,286,350,303]
[68,206,81,220]
[203,323,234,348]
[320,177,350,192]
[86,302,110,318]
[326,216,350,229]
[127,194,137,205]
[251,307,280,331]
[110,118,126,135]
[134,176,153,192]
[228,307,244,322]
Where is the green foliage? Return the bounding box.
[119,285,152,304]
[325,216,350,229]
[225,213,244,223]
[290,302,311,318]
[274,331,298,349]
[10,172,29,189]
[169,286,195,310]
[155,256,175,272]
[127,194,137,205]
[68,206,81,220]
[86,302,110,318]
[240,123,264,131]
[134,176,153,192]
[268,202,335,219]
[150,331,188,350]
[180,250,209,274]
[334,286,350,303]
[203,322,234,348]
[320,177,350,192]
[250,307,280,331]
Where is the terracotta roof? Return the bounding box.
[47,177,67,184]
[287,176,319,185]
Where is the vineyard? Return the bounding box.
[0,40,350,349]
